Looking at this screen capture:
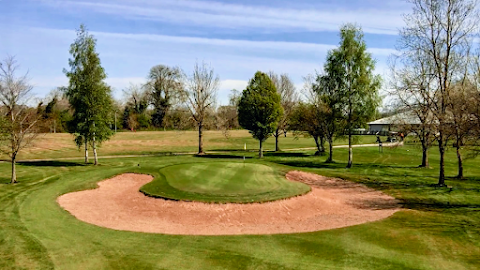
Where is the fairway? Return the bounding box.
[141,162,311,203]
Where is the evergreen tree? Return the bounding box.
[64,24,114,165]
[238,71,283,158]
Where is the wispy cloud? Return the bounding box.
[34,27,398,57]
[38,0,406,35]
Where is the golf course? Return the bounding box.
[1,130,479,269]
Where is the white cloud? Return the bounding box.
[34,27,397,58]
[39,0,407,35]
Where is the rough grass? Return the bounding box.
[3,130,382,160]
[1,134,480,269]
[140,162,310,203]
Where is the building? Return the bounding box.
[368,111,422,133]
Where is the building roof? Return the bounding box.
[368,111,422,125]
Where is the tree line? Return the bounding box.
[2,0,480,187]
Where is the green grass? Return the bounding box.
[1,137,480,269]
[140,162,310,203]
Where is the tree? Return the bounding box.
[0,56,40,183]
[183,62,219,154]
[290,102,326,155]
[122,84,150,130]
[327,24,381,168]
[64,24,114,165]
[145,65,184,128]
[238,71,283,158]
[447,79,478,178]
[390,48,437,168]
[313,67,344,163]
[268,72,298,151]
[398,0,479,186]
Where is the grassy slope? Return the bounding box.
[141,162,310,203]
[0,142,479,269]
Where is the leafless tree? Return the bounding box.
[446,79,479,178]
[268,72,298,151]
[0,56,40,183]
[396,0,479,185]
[390,49,437,168]
[183,62,219,154]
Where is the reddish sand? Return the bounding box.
[57,171,400,235]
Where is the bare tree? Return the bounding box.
[390,48,437,168]
[183,62,219,154]
[0,56,39,183]
[447,79,478,178]
[268,72,298,151]
[398,0,479,185]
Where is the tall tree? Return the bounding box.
[268,72,298,151]
[399,0,479,186]
[0,56,40,183]
[64,24,114,165]
[390,48,437,168]
[183,62,219,154]
[238,71,283,158]
[145,65,184,128]
[327,24,381,168]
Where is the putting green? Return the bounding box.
[140,162,311,203]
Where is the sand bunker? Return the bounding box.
[57,171,400,235]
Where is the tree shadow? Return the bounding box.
[0,177,10,184]
[401,201,480,212]
[274,160,418,170]
[17,161,86,167]
[263,152,311,157]
[194,154,253,159]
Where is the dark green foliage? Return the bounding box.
[146,65,183,128]
[238,71,283,157]
[63,24,114,151]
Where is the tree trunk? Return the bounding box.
[346,133,353,168]
[259,140,263,158]
[93,136,98,166]
[320,136,325,153]
[438,138,446,186]
[11,155,17,184]
[456,144,463,179]
[84,139,88,164]
[420,140,429,168]
[198,121,204,154]
[275,128,280,152]
[326,137,333,163]
[314,136,321,154]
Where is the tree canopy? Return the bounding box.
[238,71,283,158]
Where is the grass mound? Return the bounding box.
[140,162,310,203]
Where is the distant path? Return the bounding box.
[2,142,403,163]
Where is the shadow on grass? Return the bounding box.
[263,152,311,157]
[274,160,418,170]
[17,161,86,167]
[401,201,480,211]
[194,154,253,159]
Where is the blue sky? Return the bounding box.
[1,0,410,105]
